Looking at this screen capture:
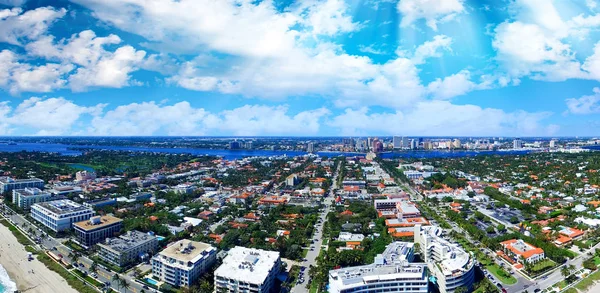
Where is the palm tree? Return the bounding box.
[112,274,121,291]
[119,279,129,293]
[90,261,97,273]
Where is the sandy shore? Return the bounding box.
[0,222,78,293]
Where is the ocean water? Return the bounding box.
[0,264,16,293]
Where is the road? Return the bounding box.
[0,204,150,293]
[291,162,340,293]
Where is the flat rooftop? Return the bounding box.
[329,242,426,287]
[158,240,215,262]
[73,215,122,231]
[100,230,156,252]
[35,199,91,215]
[215,246,280,284]
[13,188,49,197]
[0,177,44,184]
[419,226,473,276]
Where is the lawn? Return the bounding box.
[37,254,98,293]
[574,269,600,291]
[0,219,34,246]
[72,269,104,288]
[454,234,517,285]
[528,259,557,274]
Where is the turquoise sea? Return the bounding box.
[0,264,16,293]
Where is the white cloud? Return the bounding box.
[0,49,73,94]
[588,0,598,10]
[427,70,475,99]
[86,102,330,136]
[71,0,300,58]
[565,87,600,114]
[583,42,600,80]
[492,21,585,81]
[411,34,452,64]
[0,97,104,135]
[328,101,553,136]
[0,6,66,45]
[26,30,147,91]
[299,0,358,36]
[397,0,465,31]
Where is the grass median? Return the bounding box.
[37,254,99,293]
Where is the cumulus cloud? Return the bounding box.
[328,101,553,136]
[492,0,600,82]
[0,97,104,135]
[565,87,600,114]
[427,70,476,99]
[299,0,358,36]
[0,6,66,45]
[86,102,330,136]
[26,30,147,91]
[410,34,452,64]
[0,49,73,94]
[397,0,465,30]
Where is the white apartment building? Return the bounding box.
[98,230,158,267]
[329,242,428,293]
[0,177,44,193]
[31,199,95,232]
[414,225,475,293]
[12,188,52,209]
[152,240,217,287]
[214,247,282,293]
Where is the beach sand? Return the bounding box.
[0,223,78,293]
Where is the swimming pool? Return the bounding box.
[145,278,159,286]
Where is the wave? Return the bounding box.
[0,264,16,293]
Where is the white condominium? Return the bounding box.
[152,240,217,287]
[214,247,282,293]
[97,230,158,267]
[414,225,475,293]
[329,242,428,293]
[31,199,95,232]
[12,188,52,209]
[0,177,44,193]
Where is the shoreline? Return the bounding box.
[0,222,78,293]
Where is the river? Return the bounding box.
[0,142,534,160]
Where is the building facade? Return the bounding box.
[0,177,44,193]
[97,230,158,267]
[152,240,217,287]
[329,242,428,293]
[30,199,95,232]
[12,188,52,209]
[414,225,475,293]
[214,247,282,293]
[73,215,123,248]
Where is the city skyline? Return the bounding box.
[1,0,600,137]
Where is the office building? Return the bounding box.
[0,177,44,193]
[31,199,95,232]
[513,138,523,149]
[152,240,217,287]
[12,188,52,210]
[229,141,241,150]
[329,242,427,293]
[402,137,410,148]
[97,230,158,267]
[410,139,417,149]
[245,141,253,149]
[549,140,557,148]
[307,142,315,153]
[75,171,96,181]
[214,247,282,293]
[414,225,475,293]
[453,139,461,149]
[393,136,402,149]
[73,215,123,248]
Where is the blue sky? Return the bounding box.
[0,0,600,136]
